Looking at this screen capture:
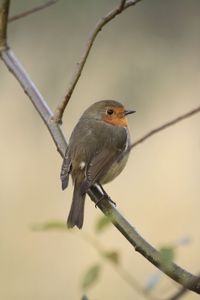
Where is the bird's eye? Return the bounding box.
[107,109,114,115]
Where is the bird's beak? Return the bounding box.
[124,110,136,116]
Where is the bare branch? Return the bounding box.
[168,287,189,300]
[168,274,200,300]
[99,105,200,186]
[8,0,59,23]
[53,0,142,123]
[1,48,67,157]
[119,0,127,10]
[131,105,200,149]
[88,187,200,294]
[0,0,10,49]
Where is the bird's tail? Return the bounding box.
[67,183,86,229]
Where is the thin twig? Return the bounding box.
[8,0,59,23]
[53,0,142,123]
[168,274,200,300]
[0,0,10,49]
[119,0,127,10]
[131,106,200,149]
[168,287,189,300]
[103,105,200,181]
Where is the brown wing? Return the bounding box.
[87,148,120,184]
[79,147,121,195]
[87,126,129,185]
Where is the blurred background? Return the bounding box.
[0,0,200,299]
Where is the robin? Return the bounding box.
[61,100,135,229]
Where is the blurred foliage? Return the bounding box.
[81,295,89,300]
[95,215,112,233]
[33,217,191,299]
[144,271,162,292]
[82,264,101,290]
[32,220,67,231]
[103,250,120,265]
[159,246,175,272]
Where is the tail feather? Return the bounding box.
[67,185,86,229]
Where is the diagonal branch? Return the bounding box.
[168,287,189,300]
[88,187,200,294]
[119,0,127,10]
[168,273,200,300]
[53,0,142,123]
[131,105,200,149]
[8,0,59,23]
[1,49,67,157]
[0,0,9,49]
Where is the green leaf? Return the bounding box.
[103,250,120,265]
[95,216,111,233]
[81,295,89,300]
[82,264,101,290]
[159,246,175,271]
[31,220,67,231]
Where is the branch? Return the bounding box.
[168,273,200,300]
[168,287,189,300]
[119,0,127,10]
[0,49,67,157]
[8,0,59,23]
[88,186,200,294]
[0,0,9,49]
[53,0,142,123]
[1,0,200,295]
[131,105,200,149]
[97,105,200,184]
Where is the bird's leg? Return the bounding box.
[94,184,116,207]
[99,184,116,205]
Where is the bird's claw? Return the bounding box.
[95,194,116,208]
[107,196,116,206]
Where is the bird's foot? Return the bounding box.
[95,196,103,208]
[94,185,116,208]
[104,194,116,206]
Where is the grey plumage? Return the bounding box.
[61,100,133,229]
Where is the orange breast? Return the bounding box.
[103,106,128,127]
[103,115,128,127]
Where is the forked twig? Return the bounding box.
[53,0,142,123]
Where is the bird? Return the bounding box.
[61,100,135,229]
